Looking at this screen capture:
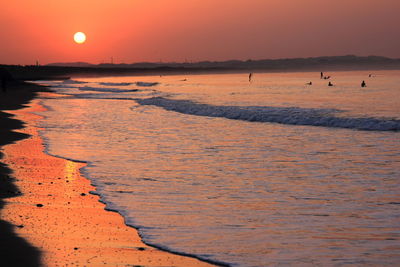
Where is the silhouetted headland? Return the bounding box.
[2,55,400,81]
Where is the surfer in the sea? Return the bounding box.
[361,80,366,87]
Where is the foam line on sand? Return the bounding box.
[1,93,214,266]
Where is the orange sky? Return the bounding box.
[1,0,399,65]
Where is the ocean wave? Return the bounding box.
[136,82,159,87]
[136,97,400,131]
[62,79,88,84]
[79,86,139,93]
[99,82,132,86]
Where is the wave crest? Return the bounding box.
[79,86,139,93]
[136,82,159,87]
[136,97,400,131]
[62,79,88,84]
[99,82,132,86]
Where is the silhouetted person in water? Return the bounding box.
[306,81,312,85]
[361,80,366,87]
[328,81,333,86]
[320,72,323,79]
[249,73,253,82]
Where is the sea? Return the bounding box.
[35,70,400,266]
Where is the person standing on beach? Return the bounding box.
[320,72,323,79]
[249,73,253,82]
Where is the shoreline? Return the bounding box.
[0,83,216,266]
[0,82,44,266]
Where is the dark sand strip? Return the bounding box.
[0,82,46,266]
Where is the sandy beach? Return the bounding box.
[0,82,43,266]
[0,84,214,266]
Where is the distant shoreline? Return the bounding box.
[2,55,400,80]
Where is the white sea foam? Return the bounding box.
[79,86,139,93]
[99,82,132,86]
[62,79,88,84]
[136,97,400,131]
[135,81,159,87]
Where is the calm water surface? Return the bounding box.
[36,71,400,266]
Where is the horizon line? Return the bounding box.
[2,54,400,67]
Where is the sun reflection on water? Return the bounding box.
[65,160,78,182]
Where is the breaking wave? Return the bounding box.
[62,79,88,84]
[136,82,159,87]
[99,82,132,86]
[79,86,139,93]
[136,97,400,131]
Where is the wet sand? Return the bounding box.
[0,86,214,266]
[0,82,43,266]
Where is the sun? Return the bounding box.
[74,32,86,44]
